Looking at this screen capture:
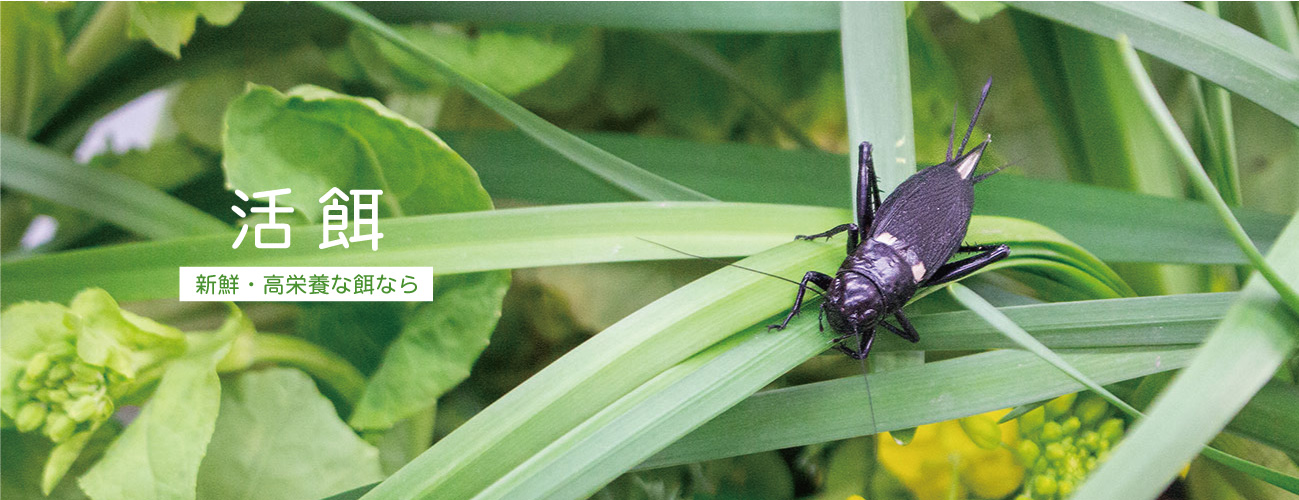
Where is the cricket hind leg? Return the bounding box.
[921,244,1010,287]
[768,271,834,331]
[857,141,882,230]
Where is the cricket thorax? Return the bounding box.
[838,234,921,314]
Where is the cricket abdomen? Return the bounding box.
[868,163,975,282]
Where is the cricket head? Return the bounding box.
[822,272,885,336]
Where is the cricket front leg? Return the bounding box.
[796,224,860,253]
[768,271,833,331]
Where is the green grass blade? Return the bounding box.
[840,1,913,193]
[650,33,818,149]
[358,1,841,32]
[949,283,1139,412]
[1006,1,1299,127]
[1119,35,1299,316]
[645,348,1194,470]
[951,283,1299,495]
[1230,380,1299,458]
[444,130,1287,265]
[0,203,844,304]
[1073,209,1299,499]
[314,1,711,202]
[0,135,228,240]
[1254,1,1299,55]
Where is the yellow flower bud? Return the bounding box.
[1018,406,1045,436]
[1075,394,1108,426]
[1045,393,1076,420]
[1040,421,1063,442]
[1015,440,1040,467]
[1033,474,1058,496]
[959,413,1004,450]
[1061,417,1081,436]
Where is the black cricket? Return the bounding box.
[769,78,1009,360]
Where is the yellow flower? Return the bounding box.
[878,410,1025,500]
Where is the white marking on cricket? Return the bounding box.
[911,262,926,282]
[875,233,898,246]
[955,151,981,179]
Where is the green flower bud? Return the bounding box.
[1058,479,1075,497]
[64,380,98,398]
[45,388,69,403]
[17,375,41,392]
[1080,431,1100,451]
[43,412,77,443]
[16,401,48,432]
[64,395,99,422]
[1061,417,1081,436]
[1045,442,1067,462]
[1075,394,1108,426]
[25,352,52,379]
[1018,406,1046,436]
[1033,474,1058,496]
[1098,418,1124,443]
[95,398,115,421]
[45,362,72,382]
[959,413,1004,450]
[1032,458,1048,474]
[1040,421,1063,442]
[70,362,104,384]
[1015,440,1041,466]
[1045,393,1076,420]
[1086,457,1098,470]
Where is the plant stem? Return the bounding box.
[249,334,367,406]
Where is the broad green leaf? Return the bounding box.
[126,2,245,58]
[316,1,711,202]
[353,25,582,96]
[0,136,229,240]
[173,43,341,151]
[349,271,510,430]
[195,369,382,500]
[222,84,492,221]
[77,319,237,500]
[0,3,67,137]
[1006,1,1299,127]
[223,82,509,430]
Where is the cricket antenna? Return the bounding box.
[636,237,824,297]
[957,77,993,158]
[946,101,959,162]
[859,357,880,439]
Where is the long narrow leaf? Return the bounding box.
[840,1,913,194]
[314,1,711,202]
[0,136,228,240]
[358,1,842,33]
[1006,1,1299,127]
[1119,35,1299,317]
[644,347,1194,470]
[951,283,1299,494]
[443,130,1287,265]
[1073,205,1299,499]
